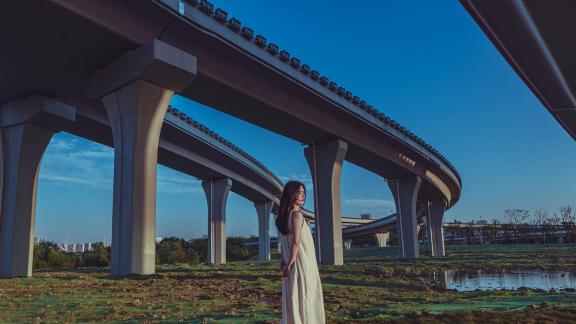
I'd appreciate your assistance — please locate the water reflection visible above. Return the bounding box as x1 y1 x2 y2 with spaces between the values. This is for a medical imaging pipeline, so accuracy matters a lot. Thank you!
431 270 576 292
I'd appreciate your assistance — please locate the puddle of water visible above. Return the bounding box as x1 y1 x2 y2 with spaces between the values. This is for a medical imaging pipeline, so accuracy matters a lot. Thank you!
431 270 576 292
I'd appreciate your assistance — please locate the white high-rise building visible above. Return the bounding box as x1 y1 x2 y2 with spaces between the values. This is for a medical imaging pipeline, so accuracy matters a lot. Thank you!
65 244 75 253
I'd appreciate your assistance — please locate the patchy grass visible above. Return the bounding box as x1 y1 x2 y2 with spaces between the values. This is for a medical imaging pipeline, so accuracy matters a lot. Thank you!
0 244 574 323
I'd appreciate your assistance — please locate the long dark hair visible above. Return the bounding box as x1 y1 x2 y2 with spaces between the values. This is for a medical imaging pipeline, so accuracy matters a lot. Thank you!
276 181 306 235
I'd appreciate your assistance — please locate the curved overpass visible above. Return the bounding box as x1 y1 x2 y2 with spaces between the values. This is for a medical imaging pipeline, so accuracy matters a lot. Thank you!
0 0 461 272
0 99 282 277
64 101 283 204
301 207 438 252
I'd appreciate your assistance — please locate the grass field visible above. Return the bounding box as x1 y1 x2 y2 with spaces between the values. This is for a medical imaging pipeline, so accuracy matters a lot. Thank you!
0 244 575 323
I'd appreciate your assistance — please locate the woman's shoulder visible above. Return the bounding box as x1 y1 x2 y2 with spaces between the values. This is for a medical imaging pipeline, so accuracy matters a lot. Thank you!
290 209 305 222
290 209 304 217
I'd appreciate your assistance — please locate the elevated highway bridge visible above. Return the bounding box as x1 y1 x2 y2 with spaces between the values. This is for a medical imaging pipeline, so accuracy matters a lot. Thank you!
0 0 461 277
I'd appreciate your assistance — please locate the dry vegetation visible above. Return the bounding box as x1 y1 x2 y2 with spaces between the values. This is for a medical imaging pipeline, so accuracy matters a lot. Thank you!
0 244 575 323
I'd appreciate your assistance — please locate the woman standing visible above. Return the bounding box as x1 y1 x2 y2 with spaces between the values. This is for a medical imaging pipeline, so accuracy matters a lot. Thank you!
276 181 326 324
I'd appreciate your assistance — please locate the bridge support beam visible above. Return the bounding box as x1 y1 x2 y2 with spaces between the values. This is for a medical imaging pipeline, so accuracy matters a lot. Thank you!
254 201 273 261
375 232 389 247
425 200 447 257
203 178 232 264
87 40 197 276
388 176 422 259
304 139 347 265
0 96 75 278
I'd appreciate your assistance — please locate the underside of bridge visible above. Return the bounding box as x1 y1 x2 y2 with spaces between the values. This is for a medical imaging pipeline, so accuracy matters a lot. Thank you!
0 0 461 278
460 0 576 139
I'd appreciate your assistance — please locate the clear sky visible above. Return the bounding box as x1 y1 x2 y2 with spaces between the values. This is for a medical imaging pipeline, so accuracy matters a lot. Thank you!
35 0 576 244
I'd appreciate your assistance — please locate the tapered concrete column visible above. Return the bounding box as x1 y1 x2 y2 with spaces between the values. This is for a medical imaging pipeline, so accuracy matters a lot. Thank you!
388 176 422 259
304 139 347 265
87 40 197 276
0 125 51 278
0 96 75 278
254 201 273 261
202 178 232 264
344 239 352 250
426 200 447 257
375 232 389 247
104 80 173 275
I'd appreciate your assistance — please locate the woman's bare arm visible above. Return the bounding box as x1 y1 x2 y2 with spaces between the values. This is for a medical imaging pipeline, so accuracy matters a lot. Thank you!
287 211 304 268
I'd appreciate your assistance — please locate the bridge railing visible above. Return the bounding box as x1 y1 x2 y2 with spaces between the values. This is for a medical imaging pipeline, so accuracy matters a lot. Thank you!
156 0 461 185
166 106 283 187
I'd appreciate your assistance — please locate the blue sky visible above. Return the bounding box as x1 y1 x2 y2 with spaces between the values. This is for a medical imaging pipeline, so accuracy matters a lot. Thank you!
35 1 576 244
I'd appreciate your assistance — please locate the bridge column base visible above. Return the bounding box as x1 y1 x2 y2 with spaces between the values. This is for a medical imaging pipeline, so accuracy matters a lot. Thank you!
0 96 75 278
203 178 232 264
388 176 422 259
254 201 273 261
426 200 447 257
304 139 348 265
375 232 389 247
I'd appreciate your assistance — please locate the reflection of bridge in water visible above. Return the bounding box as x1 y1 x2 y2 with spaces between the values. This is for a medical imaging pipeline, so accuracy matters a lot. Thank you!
0 0 461 278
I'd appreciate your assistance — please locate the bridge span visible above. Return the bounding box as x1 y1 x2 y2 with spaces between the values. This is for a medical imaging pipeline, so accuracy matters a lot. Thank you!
460 0 576 140
0 0 461 277
0 98 282 277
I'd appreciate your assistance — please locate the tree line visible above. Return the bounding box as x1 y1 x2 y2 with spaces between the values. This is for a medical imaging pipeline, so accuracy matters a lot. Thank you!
445 206 576 244
33 236 258 271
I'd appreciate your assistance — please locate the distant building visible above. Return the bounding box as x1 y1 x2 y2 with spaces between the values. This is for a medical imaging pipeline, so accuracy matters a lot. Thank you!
83 243 92 252
477 220 488 225
33 236 42 245
361 213 373 220
65 244 75 253
75 243 85 253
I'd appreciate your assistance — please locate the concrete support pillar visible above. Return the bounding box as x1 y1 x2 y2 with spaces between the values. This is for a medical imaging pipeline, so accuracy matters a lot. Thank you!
388 176 422 259
0 125 51 278
103 80 173 275
0 96 75 278
202 178 232 264
375 232 389 247
254 201 273 261
304 139 347 265
86 40 197 276
426 200 447 257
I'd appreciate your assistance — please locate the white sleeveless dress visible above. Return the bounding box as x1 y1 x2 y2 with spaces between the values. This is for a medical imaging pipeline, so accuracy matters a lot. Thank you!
280 210 326 324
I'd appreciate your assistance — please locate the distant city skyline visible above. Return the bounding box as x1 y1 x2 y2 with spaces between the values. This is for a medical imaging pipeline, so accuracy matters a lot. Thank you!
34 0 576 243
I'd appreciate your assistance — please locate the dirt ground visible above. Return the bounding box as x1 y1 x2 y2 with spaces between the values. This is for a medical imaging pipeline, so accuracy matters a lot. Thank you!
0 244 574 323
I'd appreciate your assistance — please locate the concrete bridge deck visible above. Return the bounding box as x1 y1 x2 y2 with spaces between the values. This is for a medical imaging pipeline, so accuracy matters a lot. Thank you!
0 0 461 276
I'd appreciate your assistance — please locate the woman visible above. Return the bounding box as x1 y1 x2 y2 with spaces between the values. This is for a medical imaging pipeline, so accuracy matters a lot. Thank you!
276 180 326 324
